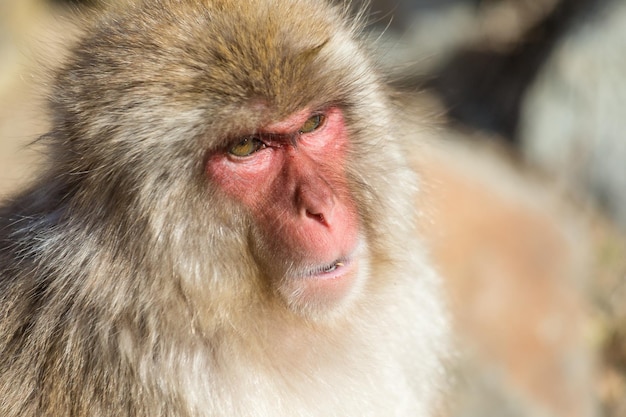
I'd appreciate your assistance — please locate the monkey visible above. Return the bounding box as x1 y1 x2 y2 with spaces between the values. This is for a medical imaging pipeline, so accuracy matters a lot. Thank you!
0 0 448 416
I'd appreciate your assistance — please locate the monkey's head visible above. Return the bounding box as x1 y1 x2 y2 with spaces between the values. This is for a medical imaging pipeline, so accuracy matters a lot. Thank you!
48 0 418 321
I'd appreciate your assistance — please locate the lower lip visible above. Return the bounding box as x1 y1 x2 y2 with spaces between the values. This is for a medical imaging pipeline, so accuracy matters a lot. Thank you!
307 259 352 281
279 258 360 310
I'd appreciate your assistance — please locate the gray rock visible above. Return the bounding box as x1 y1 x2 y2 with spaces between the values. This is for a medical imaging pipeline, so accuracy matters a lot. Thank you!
521 0 626 231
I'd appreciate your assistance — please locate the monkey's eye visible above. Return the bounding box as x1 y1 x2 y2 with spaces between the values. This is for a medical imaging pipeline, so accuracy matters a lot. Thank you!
299 114 325 134
229 137 266 157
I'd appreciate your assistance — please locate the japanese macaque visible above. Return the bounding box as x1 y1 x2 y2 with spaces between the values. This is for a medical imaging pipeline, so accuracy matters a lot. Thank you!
0 0 448 416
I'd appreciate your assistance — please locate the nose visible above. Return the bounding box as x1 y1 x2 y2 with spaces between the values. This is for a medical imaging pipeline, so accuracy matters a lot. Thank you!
285 149 336 226
295 173 336 226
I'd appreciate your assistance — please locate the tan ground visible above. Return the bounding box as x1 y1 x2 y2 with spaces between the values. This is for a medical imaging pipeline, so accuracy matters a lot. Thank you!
0 0 53 197
415 136 596 416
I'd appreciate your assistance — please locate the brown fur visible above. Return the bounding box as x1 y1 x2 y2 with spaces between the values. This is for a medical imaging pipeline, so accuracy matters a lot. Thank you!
0 1 448 416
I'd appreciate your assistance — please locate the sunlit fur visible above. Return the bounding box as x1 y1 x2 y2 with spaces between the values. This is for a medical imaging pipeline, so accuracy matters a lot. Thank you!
0 0 448 416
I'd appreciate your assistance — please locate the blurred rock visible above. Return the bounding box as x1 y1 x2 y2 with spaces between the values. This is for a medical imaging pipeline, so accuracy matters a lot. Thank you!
521 0 626 232
590 215 626 417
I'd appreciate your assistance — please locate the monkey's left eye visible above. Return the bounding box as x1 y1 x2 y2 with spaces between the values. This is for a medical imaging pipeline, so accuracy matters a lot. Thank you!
229 137 266 157
299 114 325 134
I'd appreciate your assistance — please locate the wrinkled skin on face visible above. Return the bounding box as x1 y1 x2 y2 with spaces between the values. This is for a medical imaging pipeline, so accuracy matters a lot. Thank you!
207 107 361 309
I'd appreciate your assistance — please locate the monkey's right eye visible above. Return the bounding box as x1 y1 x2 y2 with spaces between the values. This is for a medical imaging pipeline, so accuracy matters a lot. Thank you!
229 137 266 157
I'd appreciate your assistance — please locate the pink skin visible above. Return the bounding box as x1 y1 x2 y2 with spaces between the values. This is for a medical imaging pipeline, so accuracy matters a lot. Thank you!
206 107 360 300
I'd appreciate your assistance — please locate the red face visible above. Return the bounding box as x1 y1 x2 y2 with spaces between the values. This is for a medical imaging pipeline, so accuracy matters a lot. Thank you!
206 107 361 311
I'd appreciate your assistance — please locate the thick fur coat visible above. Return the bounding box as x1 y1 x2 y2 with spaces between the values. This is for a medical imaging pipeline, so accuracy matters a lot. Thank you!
0 1 448 416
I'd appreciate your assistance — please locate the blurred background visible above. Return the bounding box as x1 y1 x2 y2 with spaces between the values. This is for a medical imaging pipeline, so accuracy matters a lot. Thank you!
0 0 625 416
360 0 626 233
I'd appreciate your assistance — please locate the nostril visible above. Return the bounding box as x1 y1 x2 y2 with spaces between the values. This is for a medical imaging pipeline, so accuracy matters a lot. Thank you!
306 210 326 225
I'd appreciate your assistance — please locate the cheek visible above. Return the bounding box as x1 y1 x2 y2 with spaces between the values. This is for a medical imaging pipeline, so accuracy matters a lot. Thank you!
205 151 276 207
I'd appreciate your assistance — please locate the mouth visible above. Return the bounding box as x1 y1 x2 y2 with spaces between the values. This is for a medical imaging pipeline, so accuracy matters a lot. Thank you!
276 240 367 315
303 258 352 280
276 246 366 315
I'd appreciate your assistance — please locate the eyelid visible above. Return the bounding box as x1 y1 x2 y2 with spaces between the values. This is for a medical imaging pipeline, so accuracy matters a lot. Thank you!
299 113 326 134
224 109 329 156
228 136 266 157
